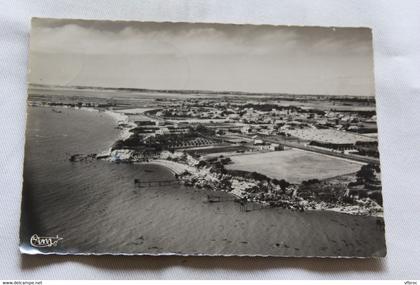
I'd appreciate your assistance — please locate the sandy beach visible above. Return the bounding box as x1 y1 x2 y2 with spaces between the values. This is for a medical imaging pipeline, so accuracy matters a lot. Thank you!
139 159 192 175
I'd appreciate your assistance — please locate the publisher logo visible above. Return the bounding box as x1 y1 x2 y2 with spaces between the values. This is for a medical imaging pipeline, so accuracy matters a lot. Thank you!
30 234 63 248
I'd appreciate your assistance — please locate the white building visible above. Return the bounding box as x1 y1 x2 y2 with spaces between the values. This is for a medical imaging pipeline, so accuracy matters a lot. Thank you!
269 143 283 151
156 127 171 135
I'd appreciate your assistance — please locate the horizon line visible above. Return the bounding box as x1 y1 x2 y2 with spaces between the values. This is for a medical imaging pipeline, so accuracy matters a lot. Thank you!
28 83 376 100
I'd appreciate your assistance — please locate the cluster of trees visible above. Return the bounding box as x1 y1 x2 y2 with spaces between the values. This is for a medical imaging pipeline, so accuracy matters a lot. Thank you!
113 124 219 153
355 163 380 185
192 124 216 136
111 132 153 150
113 132 196 151
355 146 380 158
164 152 188 163
241 103 304 113
346 163 383 205
196 155 232 174
298 179 348 203
146 133 197 146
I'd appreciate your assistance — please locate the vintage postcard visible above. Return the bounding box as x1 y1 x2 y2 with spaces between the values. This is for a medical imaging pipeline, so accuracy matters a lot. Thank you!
20 18 386 257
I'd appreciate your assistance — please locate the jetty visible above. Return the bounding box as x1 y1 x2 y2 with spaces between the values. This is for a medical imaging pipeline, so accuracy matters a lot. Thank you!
69 153 97 162
134 179 180 188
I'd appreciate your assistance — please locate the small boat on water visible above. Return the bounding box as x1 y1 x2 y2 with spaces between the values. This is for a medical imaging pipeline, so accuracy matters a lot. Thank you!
52 109 62 113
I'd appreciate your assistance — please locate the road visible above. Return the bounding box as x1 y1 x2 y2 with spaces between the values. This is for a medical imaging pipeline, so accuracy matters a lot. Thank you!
223 134 380 165
264 136 380 165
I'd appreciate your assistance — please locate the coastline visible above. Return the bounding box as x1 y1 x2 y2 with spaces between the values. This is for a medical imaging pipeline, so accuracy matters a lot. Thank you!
35 104 383 218
136 159 192 175
101 110 384 218
35 105 136 155
23 103 386 257
103 109 136 141
135 158 384 218
31 104 135 141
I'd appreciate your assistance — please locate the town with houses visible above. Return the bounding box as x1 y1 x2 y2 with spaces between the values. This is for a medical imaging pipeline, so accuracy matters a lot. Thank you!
29 85 384 217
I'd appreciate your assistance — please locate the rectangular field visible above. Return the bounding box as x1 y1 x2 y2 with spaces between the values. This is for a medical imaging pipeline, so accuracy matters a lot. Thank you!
225 149 364 183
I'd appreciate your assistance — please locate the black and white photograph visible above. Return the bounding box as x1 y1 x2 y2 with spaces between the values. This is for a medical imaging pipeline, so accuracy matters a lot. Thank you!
20 18 386 257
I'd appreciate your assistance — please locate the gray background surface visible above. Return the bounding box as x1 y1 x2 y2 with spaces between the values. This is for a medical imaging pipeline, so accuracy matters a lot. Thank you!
0 0 419 279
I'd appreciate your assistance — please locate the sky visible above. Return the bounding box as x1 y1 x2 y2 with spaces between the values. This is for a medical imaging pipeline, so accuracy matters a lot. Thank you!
29 18 375 96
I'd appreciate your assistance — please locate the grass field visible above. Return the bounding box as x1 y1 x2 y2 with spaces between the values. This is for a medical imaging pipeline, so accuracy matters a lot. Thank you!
225 149 363 183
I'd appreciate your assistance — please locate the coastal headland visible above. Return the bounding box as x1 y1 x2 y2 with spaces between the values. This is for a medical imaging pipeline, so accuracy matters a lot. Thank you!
29 86 384 218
